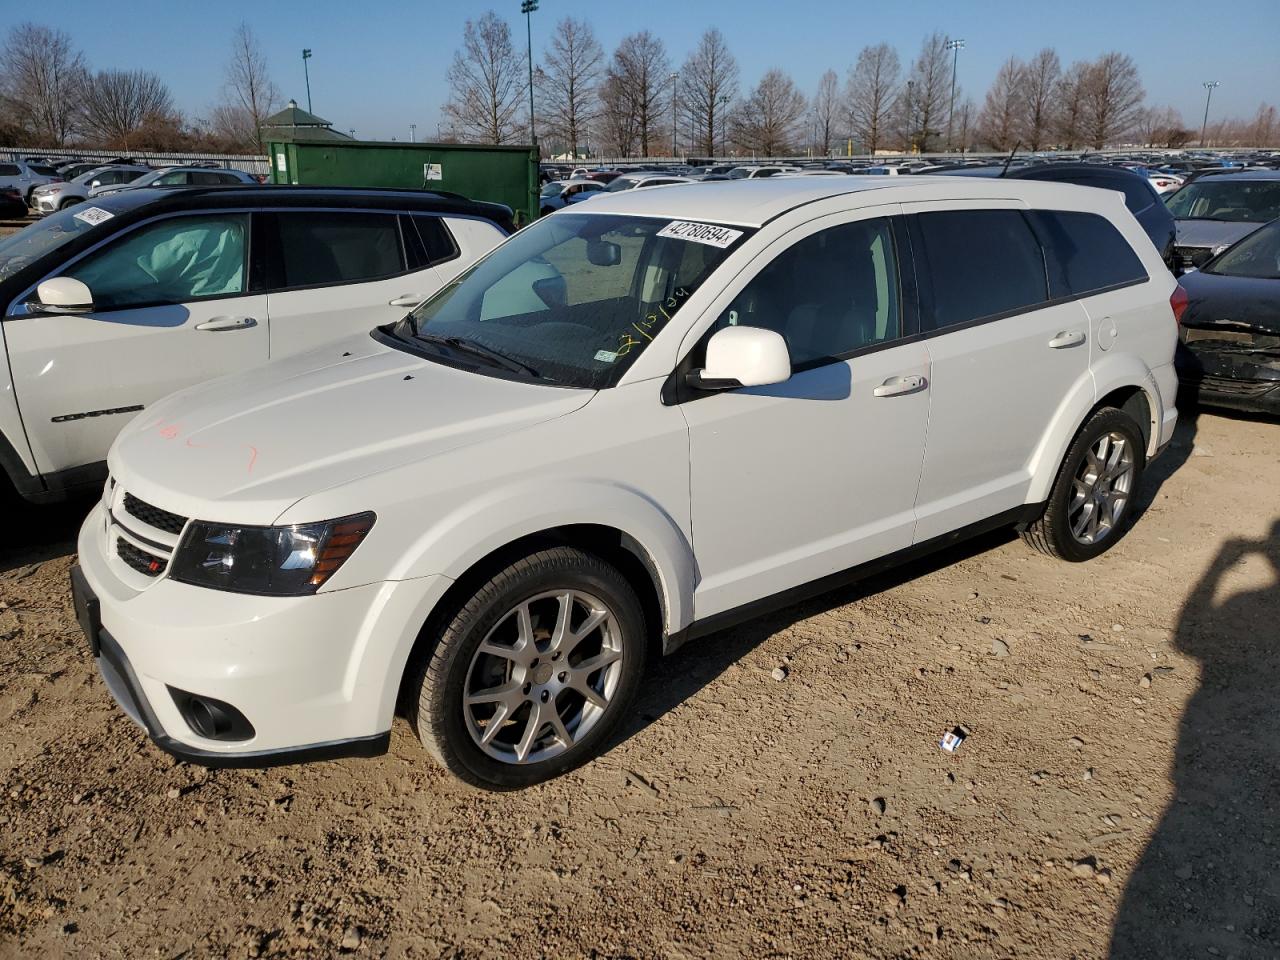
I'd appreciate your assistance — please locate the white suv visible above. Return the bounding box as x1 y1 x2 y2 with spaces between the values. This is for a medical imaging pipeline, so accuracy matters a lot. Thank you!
73 177 1180 788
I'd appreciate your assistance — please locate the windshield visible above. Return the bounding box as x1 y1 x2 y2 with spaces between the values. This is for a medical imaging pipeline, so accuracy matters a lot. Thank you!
393 212 751 389
1166 180 1280 223
0 205 106 281
1205 219 1280 279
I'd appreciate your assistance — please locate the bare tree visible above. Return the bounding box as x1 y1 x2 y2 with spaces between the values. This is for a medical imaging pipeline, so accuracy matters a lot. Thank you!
1017 48 1060 150
1247 103 1279 147
901 32 950 151
1081 52 1144 149
537 17 602 158
809 69 839 157
79 69 175 150
679 28 738 157
0 22 86 145
845 43 900 154
1054 60 1091 150
953 96 977 152
977 57 1024 151
217 22 280 153
732 68 806 156
603 32 670 157
443 11 527 145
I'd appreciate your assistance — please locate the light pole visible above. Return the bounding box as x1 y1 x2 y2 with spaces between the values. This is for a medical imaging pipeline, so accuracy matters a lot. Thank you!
670 72 679 158
410 123 417 143
1199 80 1220 148
301 49 313 113
945 38 964 153
521 0 538 148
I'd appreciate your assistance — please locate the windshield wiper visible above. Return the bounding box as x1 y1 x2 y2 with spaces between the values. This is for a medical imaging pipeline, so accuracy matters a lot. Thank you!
417 334 542 378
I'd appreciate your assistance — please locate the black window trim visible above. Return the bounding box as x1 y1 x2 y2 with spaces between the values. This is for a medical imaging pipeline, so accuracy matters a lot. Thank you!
663 214 918 405
23 208 259 315
907 208 1151 340
406 213 461 270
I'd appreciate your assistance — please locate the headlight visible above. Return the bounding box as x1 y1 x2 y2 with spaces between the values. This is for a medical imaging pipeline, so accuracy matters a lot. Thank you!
170 513 375 596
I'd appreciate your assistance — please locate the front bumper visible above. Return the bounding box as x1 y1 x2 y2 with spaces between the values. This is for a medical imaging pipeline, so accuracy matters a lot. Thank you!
1177 342 1280 416
75 502 450 766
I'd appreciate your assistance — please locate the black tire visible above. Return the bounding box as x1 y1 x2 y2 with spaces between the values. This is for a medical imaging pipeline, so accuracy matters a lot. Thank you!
1021 407 1147 562
59 198 79 210
409 546 646 789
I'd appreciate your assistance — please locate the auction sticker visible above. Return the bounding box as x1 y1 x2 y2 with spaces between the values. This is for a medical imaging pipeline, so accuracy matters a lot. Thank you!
656 220 743 248
73 207 114 227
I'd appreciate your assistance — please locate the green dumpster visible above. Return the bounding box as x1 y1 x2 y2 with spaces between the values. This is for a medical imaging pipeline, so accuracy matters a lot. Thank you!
268 140 540 225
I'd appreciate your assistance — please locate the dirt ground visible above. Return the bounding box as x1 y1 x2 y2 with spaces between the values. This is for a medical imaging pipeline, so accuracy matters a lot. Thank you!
2 407 1278 960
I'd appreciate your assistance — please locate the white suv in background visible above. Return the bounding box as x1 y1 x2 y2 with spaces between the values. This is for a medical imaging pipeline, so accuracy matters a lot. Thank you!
73 176 1180 789
0 186 510 504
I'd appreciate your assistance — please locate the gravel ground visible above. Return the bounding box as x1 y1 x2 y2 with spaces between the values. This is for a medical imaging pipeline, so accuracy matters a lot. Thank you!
1 408 1278 959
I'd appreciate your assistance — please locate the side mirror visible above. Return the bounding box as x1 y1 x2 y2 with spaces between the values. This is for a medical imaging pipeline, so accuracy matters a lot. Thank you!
33 276 94 314
586 239 621 266
88 179 100 189
687 326 791 391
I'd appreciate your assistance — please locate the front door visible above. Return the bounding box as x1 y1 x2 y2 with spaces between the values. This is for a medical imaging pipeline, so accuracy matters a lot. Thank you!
5 211 268 474
683 213 932 619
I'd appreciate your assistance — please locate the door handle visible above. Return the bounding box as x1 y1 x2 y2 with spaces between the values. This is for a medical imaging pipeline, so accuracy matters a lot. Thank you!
195 316 258 332
388 294 426 307
873 374 928 398
1048 330 1086 349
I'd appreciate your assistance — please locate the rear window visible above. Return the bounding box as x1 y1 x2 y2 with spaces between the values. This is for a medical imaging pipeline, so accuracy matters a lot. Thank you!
1028 210 1148 297
913 210 1049 329
275 211 405 288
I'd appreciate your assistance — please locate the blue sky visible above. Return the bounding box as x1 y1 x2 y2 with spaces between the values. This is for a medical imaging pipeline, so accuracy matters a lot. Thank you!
28 0 1280 141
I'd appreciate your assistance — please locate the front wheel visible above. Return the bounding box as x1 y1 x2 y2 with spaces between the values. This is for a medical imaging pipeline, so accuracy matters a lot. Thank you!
1022 407 1146 562
409 546 647 789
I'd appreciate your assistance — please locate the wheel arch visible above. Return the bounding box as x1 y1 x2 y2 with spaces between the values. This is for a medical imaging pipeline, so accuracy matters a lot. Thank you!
1026 361 1161 504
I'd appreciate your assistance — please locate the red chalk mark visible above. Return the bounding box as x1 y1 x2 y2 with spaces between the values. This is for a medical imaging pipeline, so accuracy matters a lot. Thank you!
158 423 180 440
184 438 206 449
245 445 259 474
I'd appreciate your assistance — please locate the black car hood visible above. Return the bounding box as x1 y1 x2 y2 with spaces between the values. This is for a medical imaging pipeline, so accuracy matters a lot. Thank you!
1179 270 1280 334
1174 219 1262 250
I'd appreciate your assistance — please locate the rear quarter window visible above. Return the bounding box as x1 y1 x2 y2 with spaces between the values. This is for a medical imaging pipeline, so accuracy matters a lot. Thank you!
1027 210 1148 298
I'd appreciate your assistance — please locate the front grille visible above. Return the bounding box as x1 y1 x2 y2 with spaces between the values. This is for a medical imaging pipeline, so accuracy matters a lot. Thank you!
117 537 167 577
123 493 187 535
1175 245 1214 271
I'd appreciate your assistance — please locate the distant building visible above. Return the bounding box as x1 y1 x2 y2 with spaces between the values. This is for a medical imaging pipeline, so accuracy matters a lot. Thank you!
260 100 353 143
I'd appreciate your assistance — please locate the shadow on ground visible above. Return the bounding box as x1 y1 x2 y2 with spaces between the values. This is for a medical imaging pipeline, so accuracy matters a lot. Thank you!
1109 516 1280 958
0 491 92 575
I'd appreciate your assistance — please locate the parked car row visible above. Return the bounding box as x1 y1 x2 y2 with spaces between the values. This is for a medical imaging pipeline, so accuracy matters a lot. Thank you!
0 155 1271 790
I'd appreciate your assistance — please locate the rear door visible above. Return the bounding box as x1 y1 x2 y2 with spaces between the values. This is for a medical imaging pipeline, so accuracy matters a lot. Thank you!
261 209 450 356
904 202 1093 541
4 211 268 474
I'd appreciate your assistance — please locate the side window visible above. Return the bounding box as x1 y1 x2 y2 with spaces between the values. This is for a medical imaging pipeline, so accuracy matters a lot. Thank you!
217 173 243 184
713 217 901 369
1028 210 1148 298
0 164 20 176
274 211 405 288
190 171 226 185
63 214 249 310
154 171 190 185
914 210 1048 329
411 215 459 266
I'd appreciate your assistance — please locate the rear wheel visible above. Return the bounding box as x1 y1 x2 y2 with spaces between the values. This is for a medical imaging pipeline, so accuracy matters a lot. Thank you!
409 546 646 789
1022 407 1146 562
59 198 79 210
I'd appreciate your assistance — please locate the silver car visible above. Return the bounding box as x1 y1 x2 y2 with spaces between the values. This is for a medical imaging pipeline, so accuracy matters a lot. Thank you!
89 166 259 198
0 159 60 204
30 165 151 215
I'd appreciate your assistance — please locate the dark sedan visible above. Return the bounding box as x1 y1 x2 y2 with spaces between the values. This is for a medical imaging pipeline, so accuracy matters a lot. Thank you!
1176 217 1280 415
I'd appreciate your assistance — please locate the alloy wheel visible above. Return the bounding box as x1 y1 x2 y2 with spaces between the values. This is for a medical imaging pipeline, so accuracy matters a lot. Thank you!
462 589 623 765
1067 431 1135 545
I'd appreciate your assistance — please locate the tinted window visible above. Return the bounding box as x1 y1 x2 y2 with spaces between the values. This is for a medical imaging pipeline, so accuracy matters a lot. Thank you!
64 214 248 310
712 218 900 368
1206 218 1280 279
1165 180 1280 223
154 171 190 185
0 164 20 176
29 165 56 176
411 215 458 265
276 211 404 288
1028 210 1147 297
914 210 1047 329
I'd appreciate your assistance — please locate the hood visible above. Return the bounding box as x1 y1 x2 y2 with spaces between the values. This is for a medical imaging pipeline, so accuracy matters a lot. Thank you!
109 333 593 524
1174 219 1261 250
1179 270 1280 334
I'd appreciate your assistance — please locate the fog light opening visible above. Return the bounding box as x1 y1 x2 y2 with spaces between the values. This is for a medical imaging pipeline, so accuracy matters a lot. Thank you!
168 687 255 742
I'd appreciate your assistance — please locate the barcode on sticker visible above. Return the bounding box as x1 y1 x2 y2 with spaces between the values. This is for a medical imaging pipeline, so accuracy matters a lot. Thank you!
594 349 618 363
73 207 114 226
656 221 744 248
